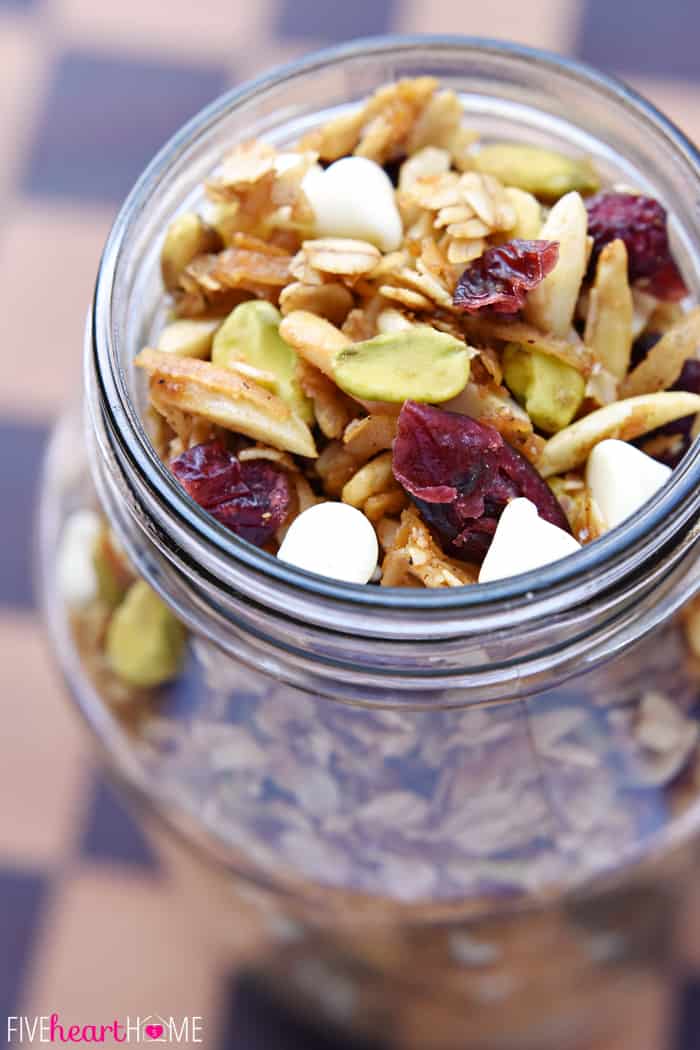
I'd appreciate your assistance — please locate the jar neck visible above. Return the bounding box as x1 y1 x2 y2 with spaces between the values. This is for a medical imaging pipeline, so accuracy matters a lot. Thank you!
85 37 700 706
87 347 700 707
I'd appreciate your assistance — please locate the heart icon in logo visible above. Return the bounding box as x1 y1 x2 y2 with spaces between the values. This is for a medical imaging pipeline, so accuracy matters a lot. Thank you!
144 1025 164 1040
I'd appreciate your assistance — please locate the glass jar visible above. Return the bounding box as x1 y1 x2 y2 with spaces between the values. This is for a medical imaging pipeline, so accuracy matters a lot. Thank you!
39 36 700 1050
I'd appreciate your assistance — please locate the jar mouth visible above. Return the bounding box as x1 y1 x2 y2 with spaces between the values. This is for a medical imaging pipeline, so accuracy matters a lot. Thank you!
93 34 700 614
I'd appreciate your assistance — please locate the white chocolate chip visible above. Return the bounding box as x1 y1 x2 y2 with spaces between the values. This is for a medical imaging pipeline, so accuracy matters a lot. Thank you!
302 157 403 253
478 498 581 584
57 509 102 608
277 502 378 584
585 438 671 531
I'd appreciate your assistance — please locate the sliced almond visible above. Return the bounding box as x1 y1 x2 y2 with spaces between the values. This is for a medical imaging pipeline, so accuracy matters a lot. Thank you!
135 348 317 458
537 391 700 477
342 451 394 508
342 413 398 461
621 307 700 398
584 239 634 380
524 191 589 338
279 310 351 378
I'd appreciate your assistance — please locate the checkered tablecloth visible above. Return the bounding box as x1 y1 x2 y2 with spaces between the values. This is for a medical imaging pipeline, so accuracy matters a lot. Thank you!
2 0 700 1046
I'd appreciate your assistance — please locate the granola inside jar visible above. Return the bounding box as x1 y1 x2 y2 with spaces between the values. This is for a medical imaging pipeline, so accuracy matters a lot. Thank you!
40 38 700 1050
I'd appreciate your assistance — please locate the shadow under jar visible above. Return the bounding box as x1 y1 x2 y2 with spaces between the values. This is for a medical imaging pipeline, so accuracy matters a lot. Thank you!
39 36 700 1050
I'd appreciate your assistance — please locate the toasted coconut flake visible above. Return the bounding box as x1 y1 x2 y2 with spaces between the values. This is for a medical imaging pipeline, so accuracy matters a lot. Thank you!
631 691 699 786
621 307 700 398
152 401 220 458
342 451 394 508
355 77 438 164
300 110 367 161
381 508 478 588
343 413 398 461
135 348 317 458
315 440 361 496
238 446 297 471
364 488 408 522
464 317 594 376
376 516 401 552
443 382 544 463
380 548 413 587
538 391 700 476
299 361 357 439
341 306 381 342
405 90 476 164
279 281 354 326
206 140 278 199
179 238 292 313
585 365 620 407
548 474 606 544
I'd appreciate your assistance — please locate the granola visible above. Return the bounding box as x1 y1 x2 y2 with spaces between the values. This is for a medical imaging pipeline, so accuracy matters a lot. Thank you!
130 76 698 589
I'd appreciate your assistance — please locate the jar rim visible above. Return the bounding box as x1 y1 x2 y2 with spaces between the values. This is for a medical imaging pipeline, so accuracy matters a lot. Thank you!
92 34 700 615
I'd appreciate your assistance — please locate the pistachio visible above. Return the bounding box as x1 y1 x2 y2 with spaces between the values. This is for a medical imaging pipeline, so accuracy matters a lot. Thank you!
160 213 222 292
212 300 313 422
93 527 133 608
106 580 186 688
157 319 220 358
333 327 474 404
537 391 700 477
524 191 589 337
503 344 585 434
473 144 600 201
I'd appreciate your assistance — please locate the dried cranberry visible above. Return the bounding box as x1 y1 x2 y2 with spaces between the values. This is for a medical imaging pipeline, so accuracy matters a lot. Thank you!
393 401 570 562
382 154 406 187
171 441 291 547
585 192 687 302
170 440 246 507
630 330 662 370
453 239 559 315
